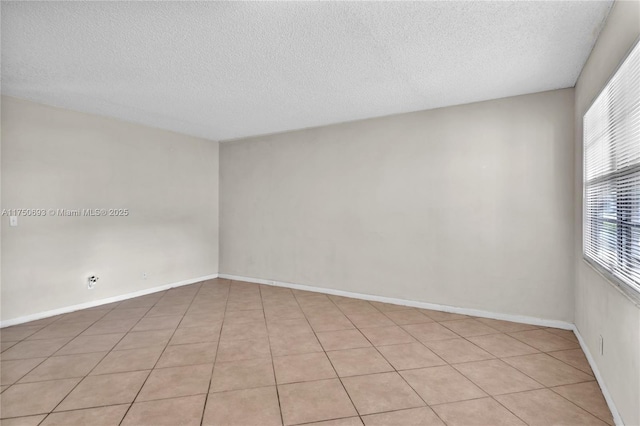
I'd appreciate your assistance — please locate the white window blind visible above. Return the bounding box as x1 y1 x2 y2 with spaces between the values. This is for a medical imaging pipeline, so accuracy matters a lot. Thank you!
584 39 640 295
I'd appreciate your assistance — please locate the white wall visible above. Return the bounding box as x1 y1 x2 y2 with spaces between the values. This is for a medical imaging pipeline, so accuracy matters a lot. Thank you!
573 1 640 424
220 89 575 321
1 96 219 322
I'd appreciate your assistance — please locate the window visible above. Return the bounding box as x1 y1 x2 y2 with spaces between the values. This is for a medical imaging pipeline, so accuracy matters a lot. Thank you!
584 39 640 296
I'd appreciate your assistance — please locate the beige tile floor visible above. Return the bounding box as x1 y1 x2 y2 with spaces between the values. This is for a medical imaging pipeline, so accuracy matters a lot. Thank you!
0 279 614 425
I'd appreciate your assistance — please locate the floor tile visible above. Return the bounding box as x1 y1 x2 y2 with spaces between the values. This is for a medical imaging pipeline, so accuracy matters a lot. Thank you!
1 338 72 360
420 310 468 322
264 307 306 322
502 353 594 387
439 319 501 337
131 315 182 332
91 347 163 375
1 358 46 385
362 407 444 426
1 341 19 353
453 359 544 395
400 366 486 405
307 315 355 332
220 320 268 341
224 309 265 325
137 364 212 401
279 378 357 425
496 388 608 425
203 386 281 426
432 397 526 426
342 372 424 415
552 381 614 425
216 337 271 362
338 301 378 315
546 328 579 343
376 342 446 370
187 303 225 316
267 318 314 337
475 318 539 332
316 329 371 351
346 312 395 328
225 300 263 312
169 325 220 345
40 405 129 426
118 297 158 309
26 321 94 340
402 323 459 342
81 318 138 336
327 347 393 377
57 310 108 324
20 352 105 382
0 378 79 418
145 304 190 317
359 326 416 346
101 307 150 321
305 417 363 426
179 314 224 328
548 348 594 375
298 294 334 305
0 326 42 342
156 342 216 368
55 333 125 355
114 329 173 351
1 415 48 426
273 352 336 383
383 309 434 325
369 301 412 312
508 329 580 352
269 332 323 356
210 358 275 392
423 338 494 364
55 371 148 411
468 333 539 358
121 394 205 426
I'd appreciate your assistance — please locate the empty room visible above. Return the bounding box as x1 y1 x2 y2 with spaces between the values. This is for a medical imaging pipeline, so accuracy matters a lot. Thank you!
1 1 639 425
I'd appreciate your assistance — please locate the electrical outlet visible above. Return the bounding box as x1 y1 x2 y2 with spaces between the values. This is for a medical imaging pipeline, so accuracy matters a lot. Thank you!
142 272 148 280
598 335 604 355
87 275 99 290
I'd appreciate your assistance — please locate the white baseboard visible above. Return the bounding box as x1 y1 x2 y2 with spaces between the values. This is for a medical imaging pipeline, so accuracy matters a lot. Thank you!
572 326 623 426
0 273 219 328
218 273 574 330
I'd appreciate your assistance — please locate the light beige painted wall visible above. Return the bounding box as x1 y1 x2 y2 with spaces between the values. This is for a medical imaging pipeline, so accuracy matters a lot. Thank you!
1 96 219 322
220 88 575 321
573 1 640 424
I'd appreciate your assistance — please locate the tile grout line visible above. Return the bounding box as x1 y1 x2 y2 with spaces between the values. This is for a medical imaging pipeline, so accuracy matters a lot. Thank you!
291 290 365 424
334 300 596 426
379 305 606 425
355 300 450 425
200 278 231 426
409 311 600 421
34 294 166 425
1 302 148 394
388 308 600 425
259 284 286 426
115 283 203 426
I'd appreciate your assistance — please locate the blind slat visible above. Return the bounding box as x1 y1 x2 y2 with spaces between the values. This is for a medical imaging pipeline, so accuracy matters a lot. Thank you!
584 40 640 295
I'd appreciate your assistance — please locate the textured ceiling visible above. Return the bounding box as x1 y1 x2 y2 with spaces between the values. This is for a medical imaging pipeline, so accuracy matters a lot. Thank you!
1 1 612 141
